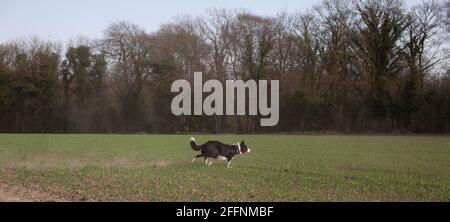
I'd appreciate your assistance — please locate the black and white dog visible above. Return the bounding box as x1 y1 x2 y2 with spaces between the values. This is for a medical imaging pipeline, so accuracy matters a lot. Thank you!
190 137 251 168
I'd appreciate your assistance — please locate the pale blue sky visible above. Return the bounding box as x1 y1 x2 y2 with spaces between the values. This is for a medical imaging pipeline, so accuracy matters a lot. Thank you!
0 0 426 43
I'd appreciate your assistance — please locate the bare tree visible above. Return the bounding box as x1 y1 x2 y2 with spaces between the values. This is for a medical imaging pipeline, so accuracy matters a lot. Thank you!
196 9 237 133
351 0 409 131
403 1 442 101
100 21 152 132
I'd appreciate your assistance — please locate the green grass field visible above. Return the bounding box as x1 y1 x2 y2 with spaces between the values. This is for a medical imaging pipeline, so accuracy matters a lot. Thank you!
0 134 449 201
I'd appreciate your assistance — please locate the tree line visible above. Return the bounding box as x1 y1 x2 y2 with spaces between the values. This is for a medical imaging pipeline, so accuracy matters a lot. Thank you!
0 0 449 134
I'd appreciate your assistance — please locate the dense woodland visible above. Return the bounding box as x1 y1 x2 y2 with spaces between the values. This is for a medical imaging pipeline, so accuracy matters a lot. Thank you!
0 0 449 133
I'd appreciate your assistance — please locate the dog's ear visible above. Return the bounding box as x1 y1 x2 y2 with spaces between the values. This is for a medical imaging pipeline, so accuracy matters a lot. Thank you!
241 140 245 145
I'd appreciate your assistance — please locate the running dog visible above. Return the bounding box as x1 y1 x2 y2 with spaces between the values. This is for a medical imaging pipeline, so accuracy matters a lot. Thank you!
190 137 251 168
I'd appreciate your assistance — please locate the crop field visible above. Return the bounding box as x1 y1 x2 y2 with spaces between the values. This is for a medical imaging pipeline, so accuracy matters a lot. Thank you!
0 134 449 202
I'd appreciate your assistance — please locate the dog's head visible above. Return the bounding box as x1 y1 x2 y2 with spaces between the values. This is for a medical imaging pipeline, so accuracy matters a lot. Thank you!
239 140 251 154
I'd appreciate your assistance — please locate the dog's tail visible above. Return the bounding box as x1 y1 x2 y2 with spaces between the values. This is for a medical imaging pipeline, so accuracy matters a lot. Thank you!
190 137 201 151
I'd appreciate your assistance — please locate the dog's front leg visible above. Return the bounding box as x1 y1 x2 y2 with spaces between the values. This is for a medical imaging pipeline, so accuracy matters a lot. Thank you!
226 156 235 168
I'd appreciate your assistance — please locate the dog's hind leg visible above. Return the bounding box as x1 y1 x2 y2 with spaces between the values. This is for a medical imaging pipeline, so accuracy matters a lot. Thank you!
192 154 203 162
204 158 214 167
